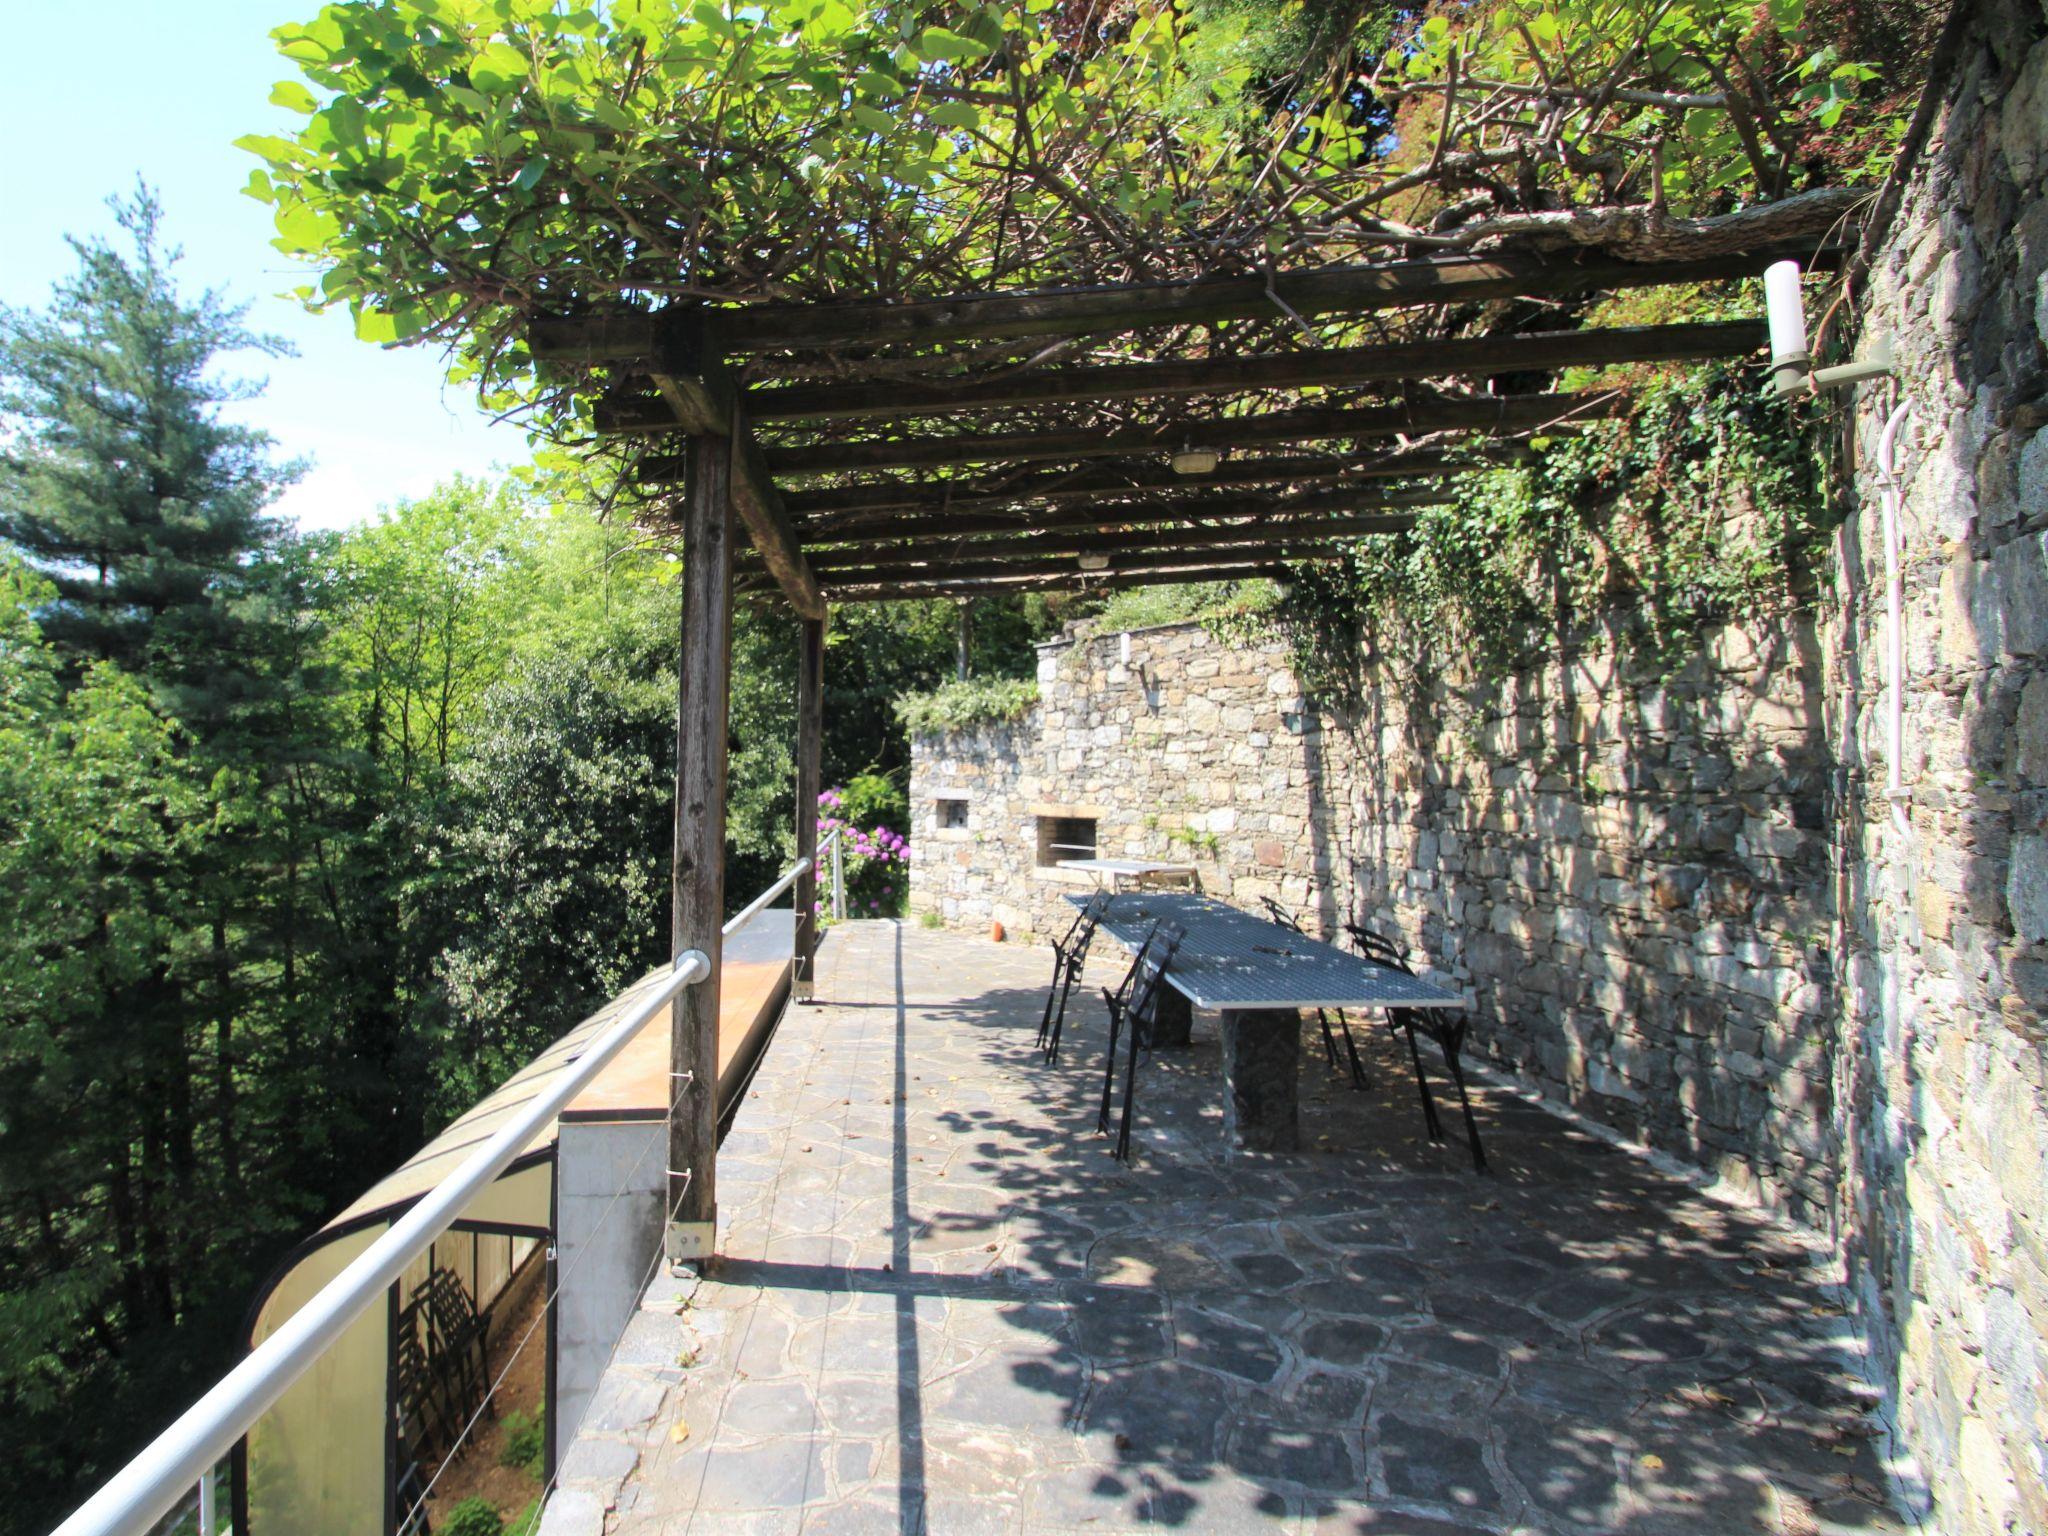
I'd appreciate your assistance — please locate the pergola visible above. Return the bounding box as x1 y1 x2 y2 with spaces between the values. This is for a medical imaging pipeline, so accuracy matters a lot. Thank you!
523 234 1841 1263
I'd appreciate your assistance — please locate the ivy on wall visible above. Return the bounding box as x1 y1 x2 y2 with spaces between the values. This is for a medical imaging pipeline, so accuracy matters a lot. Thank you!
1225 361 1828 706
894 675 1039 735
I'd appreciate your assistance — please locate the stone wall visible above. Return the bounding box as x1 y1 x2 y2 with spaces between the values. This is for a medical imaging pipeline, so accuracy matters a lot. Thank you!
1821 1 2048 1527
910 616 1840 1227
910 5 2048 1525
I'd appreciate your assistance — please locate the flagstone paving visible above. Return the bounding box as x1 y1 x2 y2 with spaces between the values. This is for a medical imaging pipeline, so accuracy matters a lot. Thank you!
545 921 1910 1536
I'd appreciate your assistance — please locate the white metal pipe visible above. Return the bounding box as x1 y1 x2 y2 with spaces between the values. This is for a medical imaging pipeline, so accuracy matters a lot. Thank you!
831 832 846 920
722 828 840 941
51 948 712 1536
195 1473 215 1536
1877 402 1915 835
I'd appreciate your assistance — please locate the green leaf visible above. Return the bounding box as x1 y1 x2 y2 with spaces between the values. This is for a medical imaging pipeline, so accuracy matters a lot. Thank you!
924 100 980 130
274 199 341 251
354 306 401 343
269 80 319 114
469 41 532 96
233 133 301 168
915 26 991 62
512 155 548 192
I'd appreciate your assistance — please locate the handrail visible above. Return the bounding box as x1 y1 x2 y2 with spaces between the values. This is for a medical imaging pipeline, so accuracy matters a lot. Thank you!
724 824 840 940
54 842 833 1536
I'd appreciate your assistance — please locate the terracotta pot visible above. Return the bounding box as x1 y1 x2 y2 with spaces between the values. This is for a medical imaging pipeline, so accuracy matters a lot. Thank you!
990 920 1006 943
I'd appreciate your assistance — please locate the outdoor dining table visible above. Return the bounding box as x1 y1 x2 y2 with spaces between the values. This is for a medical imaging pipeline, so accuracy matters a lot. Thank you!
1070 891 1464 1153
1056 856 1199 891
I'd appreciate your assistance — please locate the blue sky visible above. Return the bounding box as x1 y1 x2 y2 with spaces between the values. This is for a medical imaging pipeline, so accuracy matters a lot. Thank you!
0 0 526 531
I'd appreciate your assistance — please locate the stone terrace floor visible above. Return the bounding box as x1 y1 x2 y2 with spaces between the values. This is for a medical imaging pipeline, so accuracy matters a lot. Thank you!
547 921 1910 1536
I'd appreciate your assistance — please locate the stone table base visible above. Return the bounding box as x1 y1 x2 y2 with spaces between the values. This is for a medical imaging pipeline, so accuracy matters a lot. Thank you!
1149 986 1193 1047
1219 1007 1301 1152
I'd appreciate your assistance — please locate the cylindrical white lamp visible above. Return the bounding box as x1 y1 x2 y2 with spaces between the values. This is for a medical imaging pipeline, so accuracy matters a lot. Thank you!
1763 260 1810 398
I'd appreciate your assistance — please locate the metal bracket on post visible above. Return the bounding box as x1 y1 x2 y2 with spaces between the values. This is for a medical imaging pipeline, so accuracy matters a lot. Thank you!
667 1217 715 1268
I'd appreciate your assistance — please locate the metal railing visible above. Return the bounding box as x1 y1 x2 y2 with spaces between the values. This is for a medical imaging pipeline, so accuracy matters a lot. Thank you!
56 838 838 1536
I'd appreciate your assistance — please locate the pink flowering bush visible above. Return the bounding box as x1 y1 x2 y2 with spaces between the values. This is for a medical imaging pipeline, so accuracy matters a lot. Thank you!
816 777 909 919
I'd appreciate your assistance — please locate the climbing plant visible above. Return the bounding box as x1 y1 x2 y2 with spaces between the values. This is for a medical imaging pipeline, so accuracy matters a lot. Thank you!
240 0 1924 444
1225 358 1827 705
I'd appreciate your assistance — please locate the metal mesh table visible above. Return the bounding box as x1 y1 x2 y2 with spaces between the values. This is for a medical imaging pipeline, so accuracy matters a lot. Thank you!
1073 892 1462 1012
1069 893 1464 1154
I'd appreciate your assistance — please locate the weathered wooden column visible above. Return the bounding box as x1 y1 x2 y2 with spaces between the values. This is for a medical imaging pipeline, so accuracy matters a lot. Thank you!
669 431 734 1266
792 614 825 1001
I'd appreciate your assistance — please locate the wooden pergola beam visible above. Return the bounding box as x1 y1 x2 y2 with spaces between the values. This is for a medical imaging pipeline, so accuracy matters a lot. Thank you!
553 315 827 621
779 542 1365 591
780 514 1420 575
816 561 1316 602
535 245 1832 361
736 321 1762 424
760 391 1622 476
739 485 1451 549
771 448 1512 522
725 425 827 621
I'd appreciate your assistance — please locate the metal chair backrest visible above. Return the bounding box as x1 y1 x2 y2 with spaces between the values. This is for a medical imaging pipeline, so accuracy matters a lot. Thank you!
1074 889 1112 948
1059 888 1112 951
1105 919 1161 1013
1345 920 1414 975
1128 921 1186 1037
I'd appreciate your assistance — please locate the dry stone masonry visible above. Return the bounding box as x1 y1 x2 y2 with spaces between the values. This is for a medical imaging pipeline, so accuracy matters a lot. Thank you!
910 3 2048 1527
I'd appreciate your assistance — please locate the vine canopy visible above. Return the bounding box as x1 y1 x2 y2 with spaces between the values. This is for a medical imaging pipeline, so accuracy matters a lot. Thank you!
244 0 1911 424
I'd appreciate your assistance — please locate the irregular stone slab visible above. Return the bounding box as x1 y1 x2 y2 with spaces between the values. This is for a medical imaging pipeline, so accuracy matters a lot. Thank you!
1080 1360 1239 1462
1300 1317 1388 1367
1175 1302 1288 1384
690 1438 833 1511
1228 1419 1362 1492
1373 1413 1502 1514
1497 1409 1625 1527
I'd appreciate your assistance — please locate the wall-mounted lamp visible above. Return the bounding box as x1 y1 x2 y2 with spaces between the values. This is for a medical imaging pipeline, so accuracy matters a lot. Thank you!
1764 259 1894 398
1170 445 1221 476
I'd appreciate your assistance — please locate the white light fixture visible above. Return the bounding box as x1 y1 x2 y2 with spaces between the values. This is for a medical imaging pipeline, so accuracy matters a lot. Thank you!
1077 552 1110 571
1764 259 1894 398
1170 445 1221 476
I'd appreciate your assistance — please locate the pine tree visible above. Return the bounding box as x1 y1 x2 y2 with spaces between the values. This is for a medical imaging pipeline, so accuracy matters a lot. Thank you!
0 182 298 711
0 189 307 1527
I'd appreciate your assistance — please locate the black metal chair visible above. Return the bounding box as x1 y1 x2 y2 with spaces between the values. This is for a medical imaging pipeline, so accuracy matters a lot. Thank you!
1259 897 1371 1090
1097 920 1186 1162
1345 921 1487 1172
1041 889 1111 1063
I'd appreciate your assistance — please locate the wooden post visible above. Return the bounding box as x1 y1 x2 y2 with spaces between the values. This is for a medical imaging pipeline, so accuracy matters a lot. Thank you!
793 614 825 1002
669 432 734 1266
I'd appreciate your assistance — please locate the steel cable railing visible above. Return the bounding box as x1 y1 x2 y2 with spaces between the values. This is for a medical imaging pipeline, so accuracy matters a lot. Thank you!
55 835 838 1536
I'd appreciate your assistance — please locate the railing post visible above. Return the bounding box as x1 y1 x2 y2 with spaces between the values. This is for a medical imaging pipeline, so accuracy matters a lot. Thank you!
832 831 845 920
793 613 824 1001
197 1469 216 1536
669 426 733 1268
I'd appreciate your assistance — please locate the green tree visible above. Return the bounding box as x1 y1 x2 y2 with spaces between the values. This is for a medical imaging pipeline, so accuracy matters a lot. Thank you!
0 561 204 1512
0 189 306 1532
426 644 676 1117
0 183 298 698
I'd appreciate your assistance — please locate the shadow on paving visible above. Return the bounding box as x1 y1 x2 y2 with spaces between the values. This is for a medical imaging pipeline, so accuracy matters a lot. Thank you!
575 921 1908 1536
